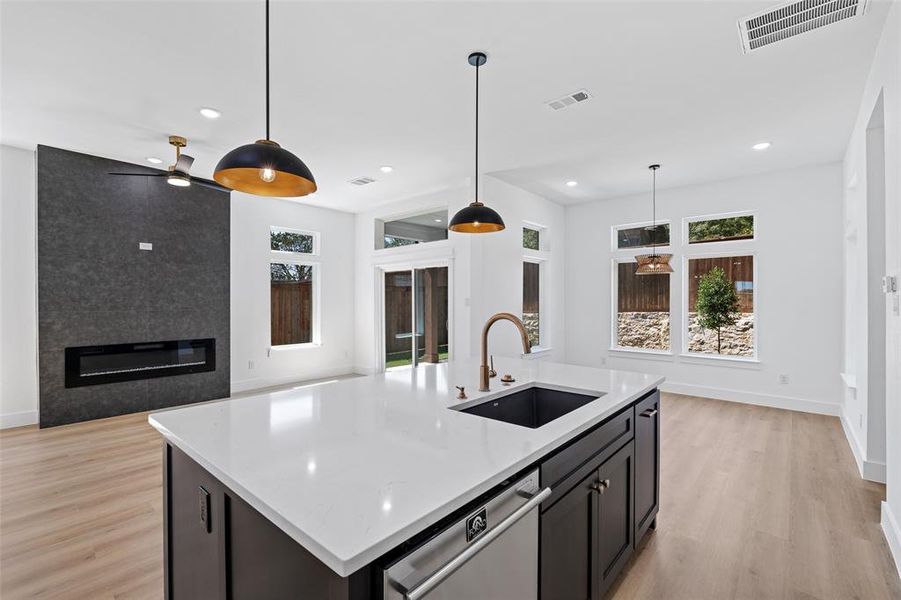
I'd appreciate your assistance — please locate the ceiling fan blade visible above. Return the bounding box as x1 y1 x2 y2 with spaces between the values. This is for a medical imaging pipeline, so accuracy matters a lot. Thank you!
175 154 194 173
190 176 231 193
108 172 166 177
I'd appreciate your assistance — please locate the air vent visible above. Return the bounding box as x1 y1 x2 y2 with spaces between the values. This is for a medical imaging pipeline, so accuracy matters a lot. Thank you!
738 0 868 52
349 176 376 186
545 89 592 111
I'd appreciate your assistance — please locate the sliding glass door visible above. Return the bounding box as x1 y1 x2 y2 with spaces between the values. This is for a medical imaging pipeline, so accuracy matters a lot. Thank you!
384 266 448 369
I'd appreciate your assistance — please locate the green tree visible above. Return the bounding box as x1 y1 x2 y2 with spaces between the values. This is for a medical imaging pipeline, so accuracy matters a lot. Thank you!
688 216 753 243
695 266 739 353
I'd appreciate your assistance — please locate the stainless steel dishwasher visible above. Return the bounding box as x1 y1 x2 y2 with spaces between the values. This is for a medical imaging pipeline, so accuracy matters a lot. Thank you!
382 469 550 600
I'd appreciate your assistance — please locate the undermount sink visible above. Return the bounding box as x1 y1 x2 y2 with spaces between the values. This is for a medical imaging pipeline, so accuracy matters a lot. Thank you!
453 385 604 429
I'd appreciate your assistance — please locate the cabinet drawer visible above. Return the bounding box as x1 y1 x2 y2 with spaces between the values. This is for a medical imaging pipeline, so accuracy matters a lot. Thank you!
541 406 633 508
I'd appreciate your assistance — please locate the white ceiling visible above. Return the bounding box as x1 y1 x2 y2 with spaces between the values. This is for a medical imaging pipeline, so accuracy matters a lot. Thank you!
1 1 890 212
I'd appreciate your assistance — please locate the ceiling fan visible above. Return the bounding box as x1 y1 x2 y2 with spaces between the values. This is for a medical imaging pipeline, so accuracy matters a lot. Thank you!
109 135 226 191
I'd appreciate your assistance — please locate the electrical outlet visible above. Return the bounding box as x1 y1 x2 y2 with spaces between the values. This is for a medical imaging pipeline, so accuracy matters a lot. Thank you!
248 360 255 370
138 242 153 251
778 374 789 384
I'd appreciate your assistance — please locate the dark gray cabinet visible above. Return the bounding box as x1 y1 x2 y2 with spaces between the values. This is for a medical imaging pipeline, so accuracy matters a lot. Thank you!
595 442 634 598
540 469 599 600
634 390 660 542
539 390 659 599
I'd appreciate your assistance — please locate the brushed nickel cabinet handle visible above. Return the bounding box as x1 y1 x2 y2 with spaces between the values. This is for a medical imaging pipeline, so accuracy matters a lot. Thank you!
640 408 658 418
591 479 610 494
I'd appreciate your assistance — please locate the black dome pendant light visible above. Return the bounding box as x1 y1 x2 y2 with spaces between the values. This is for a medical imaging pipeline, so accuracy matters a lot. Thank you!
214 0 316 197
449 52 505 233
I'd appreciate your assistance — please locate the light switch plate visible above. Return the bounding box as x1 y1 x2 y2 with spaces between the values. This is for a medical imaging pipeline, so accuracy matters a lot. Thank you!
139 242 153 251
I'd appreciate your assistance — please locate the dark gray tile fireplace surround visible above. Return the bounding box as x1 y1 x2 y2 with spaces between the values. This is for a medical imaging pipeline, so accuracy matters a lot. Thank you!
37 146 230 427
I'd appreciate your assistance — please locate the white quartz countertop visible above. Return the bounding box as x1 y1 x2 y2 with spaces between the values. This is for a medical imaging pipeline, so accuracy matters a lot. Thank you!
149 358 663 577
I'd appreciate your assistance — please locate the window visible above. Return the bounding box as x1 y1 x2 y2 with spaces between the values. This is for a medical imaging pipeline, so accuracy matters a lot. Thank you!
686 255 754 357
614 261 670 351
523 227 540 251
270 227 319 347
376 210 448 250
616 223 670 249
523 261 540 347
271 229 315 253
687 215 754 244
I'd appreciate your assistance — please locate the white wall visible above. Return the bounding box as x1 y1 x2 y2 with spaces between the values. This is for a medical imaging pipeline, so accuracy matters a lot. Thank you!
353 176 565 374
0 146 39 427
230 192 356 392
564 163 844 416
841 1 901 575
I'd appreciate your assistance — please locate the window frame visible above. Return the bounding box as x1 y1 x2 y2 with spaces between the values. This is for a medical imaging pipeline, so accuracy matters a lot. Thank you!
522 222 546 252
609 256 675 356
522 221 550 352
374 206 450 253
680 249 758 362
682 210 756 247
611 219 673 253
269 226 321 350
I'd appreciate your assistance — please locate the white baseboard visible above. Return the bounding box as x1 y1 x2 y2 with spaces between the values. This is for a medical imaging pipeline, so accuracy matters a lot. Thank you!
231 366 355 394
882 502 901 580
0 410 38 429
840 412 887 483
660 381 842 417
353 364 378 376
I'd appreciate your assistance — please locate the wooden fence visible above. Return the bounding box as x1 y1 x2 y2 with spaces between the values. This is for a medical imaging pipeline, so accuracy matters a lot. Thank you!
523 262 540 314
618 256 754 313
271 281 312 345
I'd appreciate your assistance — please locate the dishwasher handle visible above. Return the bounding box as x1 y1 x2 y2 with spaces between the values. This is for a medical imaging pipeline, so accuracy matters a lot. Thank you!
404 487 551 600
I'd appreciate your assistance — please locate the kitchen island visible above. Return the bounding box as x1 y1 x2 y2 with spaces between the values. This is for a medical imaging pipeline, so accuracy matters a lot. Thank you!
150 358 663 599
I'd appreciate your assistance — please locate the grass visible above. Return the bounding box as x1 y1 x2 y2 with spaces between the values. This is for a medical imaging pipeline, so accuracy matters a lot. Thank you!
386 348 449 369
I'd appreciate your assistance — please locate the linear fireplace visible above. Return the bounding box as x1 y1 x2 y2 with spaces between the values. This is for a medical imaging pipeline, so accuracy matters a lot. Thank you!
64 339 216 388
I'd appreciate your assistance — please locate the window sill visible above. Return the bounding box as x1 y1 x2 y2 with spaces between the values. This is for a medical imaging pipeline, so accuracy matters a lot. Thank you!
609 347 674 361
269 343 322 353
678 352 760 367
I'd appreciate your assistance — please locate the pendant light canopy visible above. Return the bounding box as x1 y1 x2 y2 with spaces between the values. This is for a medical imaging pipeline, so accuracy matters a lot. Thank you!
214 0 316 197
635 164 673 275
449 52 505 234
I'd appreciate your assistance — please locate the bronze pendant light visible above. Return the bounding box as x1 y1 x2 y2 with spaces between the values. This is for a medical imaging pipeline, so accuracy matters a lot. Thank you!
449 52 505 233
635 164 674 275
214 0 316 197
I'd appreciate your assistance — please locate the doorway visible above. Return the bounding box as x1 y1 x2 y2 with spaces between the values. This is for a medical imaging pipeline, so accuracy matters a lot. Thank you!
383 266 449 369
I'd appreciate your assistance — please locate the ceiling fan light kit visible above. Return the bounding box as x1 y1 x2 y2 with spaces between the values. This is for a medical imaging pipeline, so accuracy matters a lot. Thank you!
213 0 316 198
449 51 506 234
635 164 673 275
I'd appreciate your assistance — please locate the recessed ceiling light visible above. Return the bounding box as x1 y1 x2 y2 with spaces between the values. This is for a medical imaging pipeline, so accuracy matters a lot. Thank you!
434 218 442 223
566 180 578 187
752 141 771 151
380 165 394 173
199 107 221 120
146 157 163 164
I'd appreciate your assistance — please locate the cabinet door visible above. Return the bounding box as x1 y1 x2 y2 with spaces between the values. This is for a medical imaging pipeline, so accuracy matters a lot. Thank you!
595 442 634 599
634 391 660 543
166 445 223 600
541 470 599 600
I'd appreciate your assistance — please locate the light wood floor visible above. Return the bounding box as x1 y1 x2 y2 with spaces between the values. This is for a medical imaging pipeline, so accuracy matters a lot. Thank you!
1 394 899 599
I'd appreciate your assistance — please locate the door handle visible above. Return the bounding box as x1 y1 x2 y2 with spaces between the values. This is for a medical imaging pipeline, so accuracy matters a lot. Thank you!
591 479 610 494
403 487 551 600
640 408 658 418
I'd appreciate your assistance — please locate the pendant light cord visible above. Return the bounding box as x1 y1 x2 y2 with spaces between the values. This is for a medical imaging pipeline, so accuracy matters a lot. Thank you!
474 59 480 204
265 0 270 141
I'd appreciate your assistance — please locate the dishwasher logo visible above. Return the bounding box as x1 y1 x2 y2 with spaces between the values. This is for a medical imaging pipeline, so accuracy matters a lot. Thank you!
465 507 487 542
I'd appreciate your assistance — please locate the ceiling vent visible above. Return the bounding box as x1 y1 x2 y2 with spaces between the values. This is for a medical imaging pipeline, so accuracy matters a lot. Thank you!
545 89 592 111
738 0 868 53
349 176 376 186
